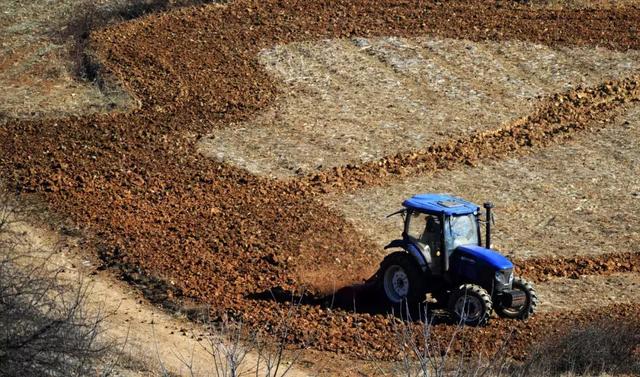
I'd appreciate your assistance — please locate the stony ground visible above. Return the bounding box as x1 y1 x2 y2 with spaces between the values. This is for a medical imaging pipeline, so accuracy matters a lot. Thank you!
1 0 639 373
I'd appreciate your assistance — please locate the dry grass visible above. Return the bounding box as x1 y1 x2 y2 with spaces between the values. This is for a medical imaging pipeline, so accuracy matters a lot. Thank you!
535 273 640 313
0 0 135 122
524 318 640 376
198 36 640 178
528 0 640 9
325 103 640 260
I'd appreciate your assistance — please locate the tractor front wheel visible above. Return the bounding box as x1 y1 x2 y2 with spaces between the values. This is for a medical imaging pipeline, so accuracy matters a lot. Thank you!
379 252 425 312
496 277 538 320
448 284 493 326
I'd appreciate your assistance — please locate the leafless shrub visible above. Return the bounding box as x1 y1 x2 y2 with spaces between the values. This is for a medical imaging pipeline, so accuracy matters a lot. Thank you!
168 296 305 377
192 313 301 377
0 189 111 376
522 319 640 376
386 304 516 377
387 301 640 377
0 190 22 234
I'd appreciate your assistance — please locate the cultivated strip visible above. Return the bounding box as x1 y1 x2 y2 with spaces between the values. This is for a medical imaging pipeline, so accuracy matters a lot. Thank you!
297 77 640 193
2 0 640 365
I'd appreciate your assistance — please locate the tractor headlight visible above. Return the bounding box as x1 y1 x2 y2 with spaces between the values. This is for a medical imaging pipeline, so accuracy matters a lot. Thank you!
495 269 513 285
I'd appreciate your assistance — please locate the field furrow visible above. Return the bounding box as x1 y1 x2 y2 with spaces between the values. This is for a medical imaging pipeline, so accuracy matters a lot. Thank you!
2 0 640 370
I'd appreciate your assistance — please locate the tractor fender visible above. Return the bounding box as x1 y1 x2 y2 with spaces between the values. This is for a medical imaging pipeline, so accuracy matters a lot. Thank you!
384 239 429 272
383 239 407 250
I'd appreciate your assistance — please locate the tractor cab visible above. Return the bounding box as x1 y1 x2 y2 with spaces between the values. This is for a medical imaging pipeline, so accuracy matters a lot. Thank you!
400 194 483 275
380 193 537 326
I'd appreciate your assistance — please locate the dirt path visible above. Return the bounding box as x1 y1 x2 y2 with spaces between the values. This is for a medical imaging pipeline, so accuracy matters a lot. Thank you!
9 219 311 377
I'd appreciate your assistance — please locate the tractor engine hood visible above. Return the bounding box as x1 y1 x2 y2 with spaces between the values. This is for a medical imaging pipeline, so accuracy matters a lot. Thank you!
454 245 513 270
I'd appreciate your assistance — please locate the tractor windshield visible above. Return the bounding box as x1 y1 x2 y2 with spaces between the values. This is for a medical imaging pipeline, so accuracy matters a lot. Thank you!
444 214 479 253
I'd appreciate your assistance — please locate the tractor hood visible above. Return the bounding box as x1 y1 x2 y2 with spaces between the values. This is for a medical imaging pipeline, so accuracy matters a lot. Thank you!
454 245 513 270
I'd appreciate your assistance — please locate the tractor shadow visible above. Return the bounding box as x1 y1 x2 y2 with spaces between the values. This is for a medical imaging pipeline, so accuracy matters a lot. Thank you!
247 275 455 325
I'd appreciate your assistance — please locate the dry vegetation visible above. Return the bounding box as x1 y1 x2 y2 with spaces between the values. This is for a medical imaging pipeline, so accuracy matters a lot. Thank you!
528 0 640 9
198 37 640 177
0 193 110 376
0 0 137 122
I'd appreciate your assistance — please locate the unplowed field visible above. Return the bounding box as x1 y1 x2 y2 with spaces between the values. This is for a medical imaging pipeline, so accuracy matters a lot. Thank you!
1 0 640 372
199 37 640 177
327 105 640 259
0 0 134 120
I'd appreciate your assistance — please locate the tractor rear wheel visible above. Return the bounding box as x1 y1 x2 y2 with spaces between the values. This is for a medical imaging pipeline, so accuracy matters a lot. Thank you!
495 277 538 320
448 284 493 326
379 252 426 313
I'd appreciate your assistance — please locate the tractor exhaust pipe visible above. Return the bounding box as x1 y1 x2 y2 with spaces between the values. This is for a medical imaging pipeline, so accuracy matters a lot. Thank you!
484 202 494 248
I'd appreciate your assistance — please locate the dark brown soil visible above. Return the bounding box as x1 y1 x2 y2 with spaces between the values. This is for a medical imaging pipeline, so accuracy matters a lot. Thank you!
516 252 640 282
1 0 639 364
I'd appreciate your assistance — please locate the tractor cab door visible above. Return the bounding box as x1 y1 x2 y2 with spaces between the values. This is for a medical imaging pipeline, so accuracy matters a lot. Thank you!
405 211 444 274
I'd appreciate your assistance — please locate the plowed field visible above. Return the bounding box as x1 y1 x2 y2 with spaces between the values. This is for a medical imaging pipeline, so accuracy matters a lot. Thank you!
1 0 639 373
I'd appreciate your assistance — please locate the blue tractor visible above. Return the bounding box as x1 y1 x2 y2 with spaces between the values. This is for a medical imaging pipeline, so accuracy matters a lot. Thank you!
379 193 537 326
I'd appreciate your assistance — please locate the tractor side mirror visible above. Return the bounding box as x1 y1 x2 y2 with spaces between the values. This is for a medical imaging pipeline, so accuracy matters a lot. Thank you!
386 208 406 219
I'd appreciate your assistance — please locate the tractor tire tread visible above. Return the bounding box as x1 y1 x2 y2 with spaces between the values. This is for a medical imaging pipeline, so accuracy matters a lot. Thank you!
448 284 493 326
496 277 538 320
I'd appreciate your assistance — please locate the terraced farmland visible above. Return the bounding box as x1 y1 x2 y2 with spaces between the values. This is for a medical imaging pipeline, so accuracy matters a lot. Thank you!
1 0 639 374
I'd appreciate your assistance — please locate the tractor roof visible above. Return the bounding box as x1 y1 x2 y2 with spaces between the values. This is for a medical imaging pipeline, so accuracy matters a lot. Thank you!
402 193 479 216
